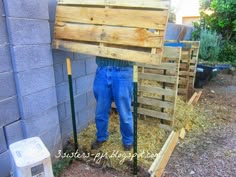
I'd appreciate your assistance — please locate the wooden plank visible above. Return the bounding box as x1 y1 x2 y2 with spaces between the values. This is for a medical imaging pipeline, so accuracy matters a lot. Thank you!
138 108 172 121
137 63 177 71
150 131 179 177
139 73 176 84
53 39 162 64
187 92 198 105
179 128 186 139
56 6 168 29
138 97 174 109
58 0 170 9
55 23 164 48
193 91 202 104
139 85 175 97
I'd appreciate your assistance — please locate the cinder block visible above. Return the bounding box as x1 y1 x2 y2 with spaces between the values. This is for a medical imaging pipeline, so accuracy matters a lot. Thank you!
4 121 24 147
56 82 69 104
3 0 49 19
65 93 87 117
16 67 55 96
0 46 12 73
74 53 94 60
23 107 59 137
86 57 97 74
63 59 86 80
57 103 66 121
60 118 73 145
7 18 51 45
49 21 55 40
0 72 16 101
21 87 57 119
0 96 20 127
0 151 11 177
0 16 8 45
87 90 96 106
48 0 57 22
75 74 95 95
0 127 7 153
54 64 64 84
0 0 4 16
40 123 62 157
53 50 73 64
12 45 53 72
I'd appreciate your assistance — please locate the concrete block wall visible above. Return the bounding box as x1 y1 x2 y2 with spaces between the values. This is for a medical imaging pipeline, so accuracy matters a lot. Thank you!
0 0 21 175
3 0 62 160
48 0 97 145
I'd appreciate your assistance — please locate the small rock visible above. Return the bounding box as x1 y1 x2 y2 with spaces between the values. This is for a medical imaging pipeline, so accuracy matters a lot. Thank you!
211 90 215 93
190 170 195 175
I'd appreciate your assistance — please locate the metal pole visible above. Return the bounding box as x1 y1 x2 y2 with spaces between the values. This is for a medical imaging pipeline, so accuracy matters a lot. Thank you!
133 65 138 177
66 58 78 150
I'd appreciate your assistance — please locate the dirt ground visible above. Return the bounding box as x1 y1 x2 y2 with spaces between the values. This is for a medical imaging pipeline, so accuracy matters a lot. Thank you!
163 73 236 177
60 73 236 177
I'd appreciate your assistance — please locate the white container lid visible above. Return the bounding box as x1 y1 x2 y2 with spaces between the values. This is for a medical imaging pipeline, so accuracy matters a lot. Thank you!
9 137 51 168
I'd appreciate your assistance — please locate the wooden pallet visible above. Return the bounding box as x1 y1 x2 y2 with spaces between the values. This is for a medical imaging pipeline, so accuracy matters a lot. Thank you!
165 41 200 101
53 0 170 65
137 47 181 131
181 41 200 88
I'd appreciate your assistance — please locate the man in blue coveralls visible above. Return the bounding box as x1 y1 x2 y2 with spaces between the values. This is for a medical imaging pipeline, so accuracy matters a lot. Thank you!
91 56 134 151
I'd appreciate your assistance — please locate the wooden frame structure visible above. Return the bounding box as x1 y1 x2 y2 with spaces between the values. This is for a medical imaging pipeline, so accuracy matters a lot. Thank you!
165 41 200 101
53 0 170 65
137 47 181 131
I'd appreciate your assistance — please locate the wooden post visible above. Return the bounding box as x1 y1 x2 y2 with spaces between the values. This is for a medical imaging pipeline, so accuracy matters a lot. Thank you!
66 58 78 150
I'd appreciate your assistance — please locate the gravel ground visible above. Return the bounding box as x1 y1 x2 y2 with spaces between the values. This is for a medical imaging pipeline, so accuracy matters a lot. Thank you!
163 73 236 177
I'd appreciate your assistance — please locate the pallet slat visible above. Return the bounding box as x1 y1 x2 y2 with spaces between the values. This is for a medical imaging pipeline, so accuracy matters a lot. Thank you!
138 108 172 121
56 6 168 29
139 73 176 84
139 85 175 97
138 97 174 109
55 23 164 48
58 0 170 9
53 39 162 64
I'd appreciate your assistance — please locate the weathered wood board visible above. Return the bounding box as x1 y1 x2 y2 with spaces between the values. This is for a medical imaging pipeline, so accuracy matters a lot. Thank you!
53 0 170 65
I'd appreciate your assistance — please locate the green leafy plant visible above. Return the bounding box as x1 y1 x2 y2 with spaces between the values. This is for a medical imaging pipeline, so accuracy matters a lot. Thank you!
218 41 236 65
199 29 221 61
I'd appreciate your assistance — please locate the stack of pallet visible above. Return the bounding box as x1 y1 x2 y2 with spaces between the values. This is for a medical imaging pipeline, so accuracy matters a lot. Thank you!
53 0 170 65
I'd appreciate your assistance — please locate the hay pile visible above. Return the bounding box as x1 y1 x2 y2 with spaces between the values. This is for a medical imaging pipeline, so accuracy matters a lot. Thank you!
77 113 169 171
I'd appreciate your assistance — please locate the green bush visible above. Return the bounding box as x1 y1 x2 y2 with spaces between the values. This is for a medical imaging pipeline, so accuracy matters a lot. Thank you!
218 42 236 66
199 30 221 61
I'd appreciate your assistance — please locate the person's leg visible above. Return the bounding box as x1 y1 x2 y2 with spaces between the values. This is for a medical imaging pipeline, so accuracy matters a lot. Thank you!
93 67 112 142
112 67 133 146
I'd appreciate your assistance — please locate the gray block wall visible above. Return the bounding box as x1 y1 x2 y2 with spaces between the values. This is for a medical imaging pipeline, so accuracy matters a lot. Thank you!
0 0 21 175
49 0 97 145
4 0 62 160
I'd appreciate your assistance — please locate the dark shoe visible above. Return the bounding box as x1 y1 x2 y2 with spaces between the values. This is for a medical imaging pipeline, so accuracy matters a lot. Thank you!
91 140 106 150
123 144 133 151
